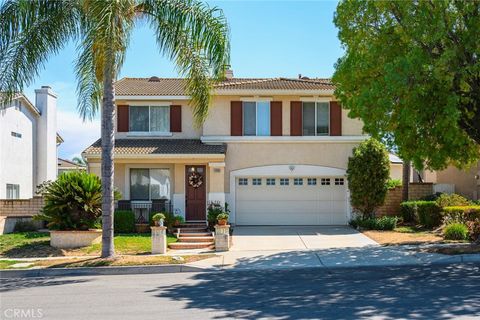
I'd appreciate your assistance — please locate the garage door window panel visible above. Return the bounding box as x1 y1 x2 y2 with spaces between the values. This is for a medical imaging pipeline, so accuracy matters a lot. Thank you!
252 178 262 186
294 178 303 186
321 178 331 185
238 178 248 186
280 178 289 186
308 178 317 186
266 178 276 185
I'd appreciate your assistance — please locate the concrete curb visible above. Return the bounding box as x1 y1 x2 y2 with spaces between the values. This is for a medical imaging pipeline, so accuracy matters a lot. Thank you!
0 264 215 279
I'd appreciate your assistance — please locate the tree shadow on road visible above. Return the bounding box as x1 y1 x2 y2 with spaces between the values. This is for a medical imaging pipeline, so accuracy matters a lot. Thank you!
147 259 480 319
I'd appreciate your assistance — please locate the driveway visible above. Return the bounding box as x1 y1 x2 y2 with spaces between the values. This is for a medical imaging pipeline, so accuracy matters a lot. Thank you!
230 226 378 251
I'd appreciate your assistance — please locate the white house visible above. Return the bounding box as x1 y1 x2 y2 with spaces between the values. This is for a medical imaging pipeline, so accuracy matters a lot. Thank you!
0 86 60 199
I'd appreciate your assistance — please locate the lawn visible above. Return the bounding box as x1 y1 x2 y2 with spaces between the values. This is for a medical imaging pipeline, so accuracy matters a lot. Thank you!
362 226 445 245
0 232 177 258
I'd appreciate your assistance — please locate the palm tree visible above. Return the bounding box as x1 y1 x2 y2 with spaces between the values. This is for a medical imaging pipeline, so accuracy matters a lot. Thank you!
0 0 229 258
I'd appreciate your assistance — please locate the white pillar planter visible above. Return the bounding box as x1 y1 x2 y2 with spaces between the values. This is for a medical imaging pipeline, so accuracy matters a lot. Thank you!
151 226 167 254
214 224 231 252
50 230 102 249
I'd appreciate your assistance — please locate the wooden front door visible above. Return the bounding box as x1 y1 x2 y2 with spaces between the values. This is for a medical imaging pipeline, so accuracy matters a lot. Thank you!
185 165 206 221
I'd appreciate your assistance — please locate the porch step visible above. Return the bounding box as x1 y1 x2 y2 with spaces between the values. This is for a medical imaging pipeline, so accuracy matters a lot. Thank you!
173 227 208 233
168 242 214 250
178 223 207 228
178 236 214 243
178 232 212 237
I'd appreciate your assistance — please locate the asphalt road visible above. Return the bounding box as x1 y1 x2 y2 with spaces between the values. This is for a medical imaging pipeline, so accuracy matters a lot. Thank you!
1 263 480 320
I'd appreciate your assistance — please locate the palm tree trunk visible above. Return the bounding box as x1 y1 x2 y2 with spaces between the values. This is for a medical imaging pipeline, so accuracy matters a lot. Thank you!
101 58 116 259
402 161 410 202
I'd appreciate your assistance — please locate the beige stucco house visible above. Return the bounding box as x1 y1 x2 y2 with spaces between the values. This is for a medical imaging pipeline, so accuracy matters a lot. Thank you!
84 74 373 226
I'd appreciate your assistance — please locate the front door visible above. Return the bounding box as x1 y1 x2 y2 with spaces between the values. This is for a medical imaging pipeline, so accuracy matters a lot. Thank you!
185 165 206 221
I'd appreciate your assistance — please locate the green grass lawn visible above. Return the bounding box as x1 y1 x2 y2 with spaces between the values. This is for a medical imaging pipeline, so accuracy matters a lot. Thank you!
394 226 432 234
0 232 177 258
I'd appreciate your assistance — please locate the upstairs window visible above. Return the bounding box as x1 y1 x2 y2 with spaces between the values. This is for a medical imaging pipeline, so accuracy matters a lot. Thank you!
130 106 170 133
302 102 329 136
243 101 270 136
6 184 19 199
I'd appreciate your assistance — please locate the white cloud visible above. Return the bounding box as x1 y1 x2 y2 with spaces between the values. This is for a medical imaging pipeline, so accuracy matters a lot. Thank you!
57 110 100 160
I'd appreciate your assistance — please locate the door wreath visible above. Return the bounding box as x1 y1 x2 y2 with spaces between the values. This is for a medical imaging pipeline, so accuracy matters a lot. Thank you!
188 172 203 188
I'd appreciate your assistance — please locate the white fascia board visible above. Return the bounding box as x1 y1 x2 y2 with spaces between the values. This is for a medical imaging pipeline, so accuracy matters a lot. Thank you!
115 95 190 100
201 135 369 144
84 153 225 160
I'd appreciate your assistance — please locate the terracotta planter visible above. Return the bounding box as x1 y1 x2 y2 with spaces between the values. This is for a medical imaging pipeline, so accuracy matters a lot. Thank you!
50 230 102 249
135 223 150 233
217 219 228 226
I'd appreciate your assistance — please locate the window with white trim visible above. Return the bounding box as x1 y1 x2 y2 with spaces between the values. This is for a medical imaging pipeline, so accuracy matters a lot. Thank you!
294 178 303 186
302 102 329 136
307 178 317 186
252 178 262 186
6 184 20 199
243 101 270 136
266 178 276 186
238 178 248 186
321 178 331 186
129 106 170 133
280 178 289 186
335 178 345 185
130 168 171 200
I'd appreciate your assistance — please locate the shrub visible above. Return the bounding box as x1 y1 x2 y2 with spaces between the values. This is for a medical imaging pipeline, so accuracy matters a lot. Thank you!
347 138 390 218
400 201 417 223
207 202 229 228
13 220 38 232
466 220 480 241
152 213 166 222
217 213 229 221
435 193 471 208
114 211 135 233
349 216 398 230
386 179 402 189
443 223 468 240
442 206 480 224
416 201 442 228
35 171 104 230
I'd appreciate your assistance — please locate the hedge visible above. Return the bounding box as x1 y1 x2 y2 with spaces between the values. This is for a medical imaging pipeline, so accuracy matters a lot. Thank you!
399 201 442 228
442 206 480 224
114 210 135 233
400 202 417 223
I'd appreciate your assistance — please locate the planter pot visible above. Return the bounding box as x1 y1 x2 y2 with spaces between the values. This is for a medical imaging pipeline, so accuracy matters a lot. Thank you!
217 219 228 226
135 223 150 233
50 230 102 249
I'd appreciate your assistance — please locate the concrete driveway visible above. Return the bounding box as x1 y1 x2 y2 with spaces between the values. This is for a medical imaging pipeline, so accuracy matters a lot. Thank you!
230 226 378 251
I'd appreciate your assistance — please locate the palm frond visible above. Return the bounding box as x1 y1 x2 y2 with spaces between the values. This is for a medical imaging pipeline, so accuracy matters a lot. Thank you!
139 0 230 125
0 0 79 105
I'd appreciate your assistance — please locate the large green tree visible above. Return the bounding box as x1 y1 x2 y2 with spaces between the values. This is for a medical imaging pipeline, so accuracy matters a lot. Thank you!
333 0 480 170
0 0 229 258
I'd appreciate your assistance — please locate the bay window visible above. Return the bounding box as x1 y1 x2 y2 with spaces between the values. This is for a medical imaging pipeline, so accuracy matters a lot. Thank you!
243 101 270 136
130 169 171 200
302 102 329 136
129 106 170 133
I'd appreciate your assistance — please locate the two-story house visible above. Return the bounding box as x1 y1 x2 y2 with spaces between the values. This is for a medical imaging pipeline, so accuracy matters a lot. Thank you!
83 74 367 226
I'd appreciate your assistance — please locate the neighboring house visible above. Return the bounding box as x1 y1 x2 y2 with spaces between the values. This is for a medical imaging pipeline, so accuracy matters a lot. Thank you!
434 162 480 200
58 158 87 176
0 86 59 199
84 73 372 226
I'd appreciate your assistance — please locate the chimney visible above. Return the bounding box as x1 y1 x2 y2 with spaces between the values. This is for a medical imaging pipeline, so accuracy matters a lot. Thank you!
225 67 234 80
35 86 58 186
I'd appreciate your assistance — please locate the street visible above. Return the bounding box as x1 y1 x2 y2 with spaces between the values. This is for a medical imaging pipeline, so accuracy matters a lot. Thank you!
1 263 480 320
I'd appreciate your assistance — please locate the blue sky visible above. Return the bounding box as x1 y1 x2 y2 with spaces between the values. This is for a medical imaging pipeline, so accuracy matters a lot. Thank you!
24 0 342 159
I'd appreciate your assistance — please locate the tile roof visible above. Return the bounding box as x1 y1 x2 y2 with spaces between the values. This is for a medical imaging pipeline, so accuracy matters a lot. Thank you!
84 139 226 156
115 77 334 96
58 158 86 168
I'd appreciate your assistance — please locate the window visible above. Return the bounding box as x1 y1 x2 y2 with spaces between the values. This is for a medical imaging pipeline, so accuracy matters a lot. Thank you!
302 102 329 136
238 178 248 186
6 184 19 199
307 178 317 186
243 101 270 136
129 106 170 132
130 168 170 200
280 178 289 186
294 178 303 186
252 178 262 186
335 178 345 185
11 132 22 138
266 178 276 186
321 178 331 186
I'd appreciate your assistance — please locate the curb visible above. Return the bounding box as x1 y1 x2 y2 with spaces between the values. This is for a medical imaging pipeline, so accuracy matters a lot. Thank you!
0 264 215 279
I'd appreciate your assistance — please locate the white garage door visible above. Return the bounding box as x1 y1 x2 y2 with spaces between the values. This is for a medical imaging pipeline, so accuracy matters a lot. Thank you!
235 177 347 225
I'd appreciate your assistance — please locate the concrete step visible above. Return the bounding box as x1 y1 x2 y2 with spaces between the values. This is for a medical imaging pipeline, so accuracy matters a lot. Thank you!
178 223 207 228
173 227 208 233
178 232 212 237
178 236 214 243
169 242 214 250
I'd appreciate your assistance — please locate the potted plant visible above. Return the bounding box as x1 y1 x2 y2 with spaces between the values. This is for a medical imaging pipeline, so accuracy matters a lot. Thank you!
173 215 185 226
217 213 229 226
151 213 166 227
